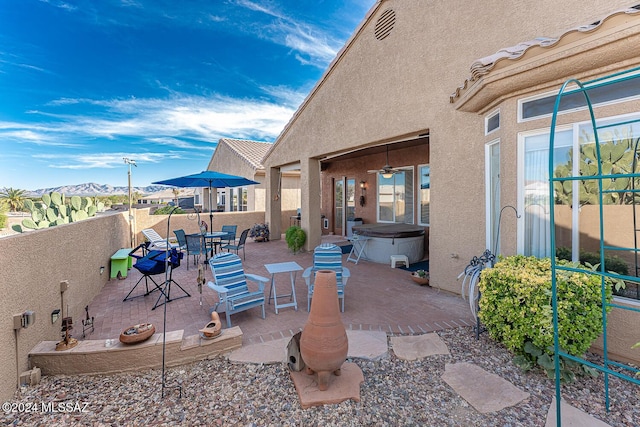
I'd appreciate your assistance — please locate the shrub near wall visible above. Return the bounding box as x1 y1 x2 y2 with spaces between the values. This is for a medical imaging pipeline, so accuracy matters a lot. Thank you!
478 256 611 378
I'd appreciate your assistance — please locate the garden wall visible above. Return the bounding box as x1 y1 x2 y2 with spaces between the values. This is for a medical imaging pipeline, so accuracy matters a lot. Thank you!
0 207 291 402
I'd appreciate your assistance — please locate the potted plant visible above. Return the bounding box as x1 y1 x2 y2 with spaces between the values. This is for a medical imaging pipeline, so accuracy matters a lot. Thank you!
285 225 306 254
249 223 270 242
410 269 430 286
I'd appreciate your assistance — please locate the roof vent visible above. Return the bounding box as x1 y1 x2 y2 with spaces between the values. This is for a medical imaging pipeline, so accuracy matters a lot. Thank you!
374 9 396 40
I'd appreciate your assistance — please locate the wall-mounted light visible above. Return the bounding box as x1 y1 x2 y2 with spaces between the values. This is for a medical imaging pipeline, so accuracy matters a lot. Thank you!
51 309 61 324
359 181 366 207
100 266 105 275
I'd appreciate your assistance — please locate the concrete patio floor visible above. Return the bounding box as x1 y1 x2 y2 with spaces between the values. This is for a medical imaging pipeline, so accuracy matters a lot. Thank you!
86 235 475 345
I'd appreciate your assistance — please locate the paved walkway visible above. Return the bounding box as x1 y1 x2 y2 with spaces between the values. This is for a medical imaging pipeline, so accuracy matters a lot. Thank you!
88 235 473 345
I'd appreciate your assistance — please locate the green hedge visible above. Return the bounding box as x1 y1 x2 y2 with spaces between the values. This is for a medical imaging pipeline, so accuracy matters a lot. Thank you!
478 255 610 378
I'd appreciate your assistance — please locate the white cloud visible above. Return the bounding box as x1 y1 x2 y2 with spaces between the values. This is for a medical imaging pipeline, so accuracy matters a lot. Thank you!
33 152 182 169
236 0 343 67
0 92 295 147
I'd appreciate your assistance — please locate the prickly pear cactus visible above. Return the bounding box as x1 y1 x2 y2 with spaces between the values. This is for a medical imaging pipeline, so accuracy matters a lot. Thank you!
14 191 102 232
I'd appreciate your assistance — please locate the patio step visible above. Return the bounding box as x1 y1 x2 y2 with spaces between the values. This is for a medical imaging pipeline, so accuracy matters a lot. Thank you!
29 327 243 376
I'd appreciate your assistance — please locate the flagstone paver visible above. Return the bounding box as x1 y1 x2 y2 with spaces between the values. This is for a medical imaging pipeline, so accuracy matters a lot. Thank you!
228 330 389 364
390 332 450 360
441 362 530 414
545 397 612 427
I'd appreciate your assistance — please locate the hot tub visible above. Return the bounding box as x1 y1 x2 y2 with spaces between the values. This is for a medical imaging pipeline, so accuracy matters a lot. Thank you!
351 224 425 264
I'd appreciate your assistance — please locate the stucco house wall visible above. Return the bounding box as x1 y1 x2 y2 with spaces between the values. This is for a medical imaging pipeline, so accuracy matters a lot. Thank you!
207 139 300 213
262 0 640 363
264 0 636 286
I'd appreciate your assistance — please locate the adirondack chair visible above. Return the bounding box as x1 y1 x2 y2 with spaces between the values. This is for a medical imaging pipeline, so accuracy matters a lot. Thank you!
207 252 269 327
302 244 351 312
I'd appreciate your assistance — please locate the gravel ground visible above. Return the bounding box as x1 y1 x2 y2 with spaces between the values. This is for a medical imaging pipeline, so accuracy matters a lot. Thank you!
2 327 639 426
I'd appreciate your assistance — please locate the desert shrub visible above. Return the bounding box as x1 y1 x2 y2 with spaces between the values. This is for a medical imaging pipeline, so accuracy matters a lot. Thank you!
0 208 6 228
478 255 611 381
153 206 185 215
556 247 628 276
285 226 306 254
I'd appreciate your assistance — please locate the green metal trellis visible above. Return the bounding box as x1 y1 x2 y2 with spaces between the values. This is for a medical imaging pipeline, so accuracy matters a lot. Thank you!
548 66 640 426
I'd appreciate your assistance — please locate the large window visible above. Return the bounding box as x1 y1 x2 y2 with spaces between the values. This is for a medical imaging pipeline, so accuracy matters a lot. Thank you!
418 165 430 226
377 168 414 223
518 111 640 300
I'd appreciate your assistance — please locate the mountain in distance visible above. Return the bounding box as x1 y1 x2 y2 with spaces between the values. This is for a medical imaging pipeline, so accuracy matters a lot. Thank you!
29 182 168 197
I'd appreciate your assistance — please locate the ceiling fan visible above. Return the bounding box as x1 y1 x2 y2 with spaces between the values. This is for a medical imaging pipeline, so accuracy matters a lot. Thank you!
367 145 400 177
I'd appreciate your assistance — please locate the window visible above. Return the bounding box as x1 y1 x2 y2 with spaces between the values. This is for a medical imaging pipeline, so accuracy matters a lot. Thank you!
229 187 248 212
485 110 500 134
418 165 430 226
377 168 414 223
519 75 640 121
518 111 640 301
485 141 500 252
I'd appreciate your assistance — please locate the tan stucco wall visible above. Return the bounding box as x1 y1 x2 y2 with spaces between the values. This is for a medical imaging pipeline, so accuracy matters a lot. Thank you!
263 0 638 290
0 212 129 401
0 207 303 402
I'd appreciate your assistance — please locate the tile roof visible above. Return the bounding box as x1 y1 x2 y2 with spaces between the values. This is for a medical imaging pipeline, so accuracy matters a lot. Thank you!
217 138 272 171
450 4 640 103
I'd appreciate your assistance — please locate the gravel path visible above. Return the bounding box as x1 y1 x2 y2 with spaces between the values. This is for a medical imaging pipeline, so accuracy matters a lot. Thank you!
2 327 639 426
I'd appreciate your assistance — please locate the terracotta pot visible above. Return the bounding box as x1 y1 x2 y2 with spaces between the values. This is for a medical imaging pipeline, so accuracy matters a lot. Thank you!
119 323 155 344
300 270 348 391
411 273 430 286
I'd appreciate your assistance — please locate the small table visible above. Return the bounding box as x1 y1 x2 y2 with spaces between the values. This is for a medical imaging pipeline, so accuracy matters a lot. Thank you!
110 248 132 280
203 231 232 258
265 261 302 314
347 234 369 264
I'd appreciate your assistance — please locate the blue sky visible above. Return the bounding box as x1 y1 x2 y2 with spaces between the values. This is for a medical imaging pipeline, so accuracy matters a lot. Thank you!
0 0 374 191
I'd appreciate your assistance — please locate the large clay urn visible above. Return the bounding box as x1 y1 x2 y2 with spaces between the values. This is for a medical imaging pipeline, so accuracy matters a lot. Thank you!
300 270 349 391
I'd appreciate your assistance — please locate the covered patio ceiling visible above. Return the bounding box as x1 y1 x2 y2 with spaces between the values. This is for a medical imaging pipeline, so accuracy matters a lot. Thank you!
319 133 429 166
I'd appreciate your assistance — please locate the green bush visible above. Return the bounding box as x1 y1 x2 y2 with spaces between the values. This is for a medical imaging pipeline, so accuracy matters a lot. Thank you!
153 206 185 215
478 255 611 381
0 210 6 229
285 226 306 254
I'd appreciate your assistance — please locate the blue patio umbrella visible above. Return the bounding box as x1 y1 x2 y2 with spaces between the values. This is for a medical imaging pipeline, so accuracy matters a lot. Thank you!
153 170 259 231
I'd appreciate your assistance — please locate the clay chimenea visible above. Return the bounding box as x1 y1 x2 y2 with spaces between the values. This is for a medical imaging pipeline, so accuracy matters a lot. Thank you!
300 270 348 391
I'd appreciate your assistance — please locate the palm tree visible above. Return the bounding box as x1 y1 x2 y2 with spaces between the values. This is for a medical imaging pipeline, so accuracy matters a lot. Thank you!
0 187 29 212
172 188 180 207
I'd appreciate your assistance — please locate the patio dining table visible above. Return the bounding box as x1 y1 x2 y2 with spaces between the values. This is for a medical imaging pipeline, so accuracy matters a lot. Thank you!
203 231 232 258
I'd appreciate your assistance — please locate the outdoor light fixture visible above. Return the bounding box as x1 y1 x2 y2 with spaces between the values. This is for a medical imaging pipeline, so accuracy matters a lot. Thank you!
51 309 61 324
359 181 366 207
100 266 105 275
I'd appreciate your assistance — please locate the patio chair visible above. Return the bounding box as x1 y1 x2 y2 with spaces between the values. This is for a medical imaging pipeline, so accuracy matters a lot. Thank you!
184 233 208 270
125 243 182 302
220 225 237 245
141 228 178 250
302 244 351 312
221 228 249 259
207 252 269 327
173 229 188 251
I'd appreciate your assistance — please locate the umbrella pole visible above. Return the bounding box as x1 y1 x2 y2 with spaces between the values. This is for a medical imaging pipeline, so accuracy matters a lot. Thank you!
209 184 214 232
